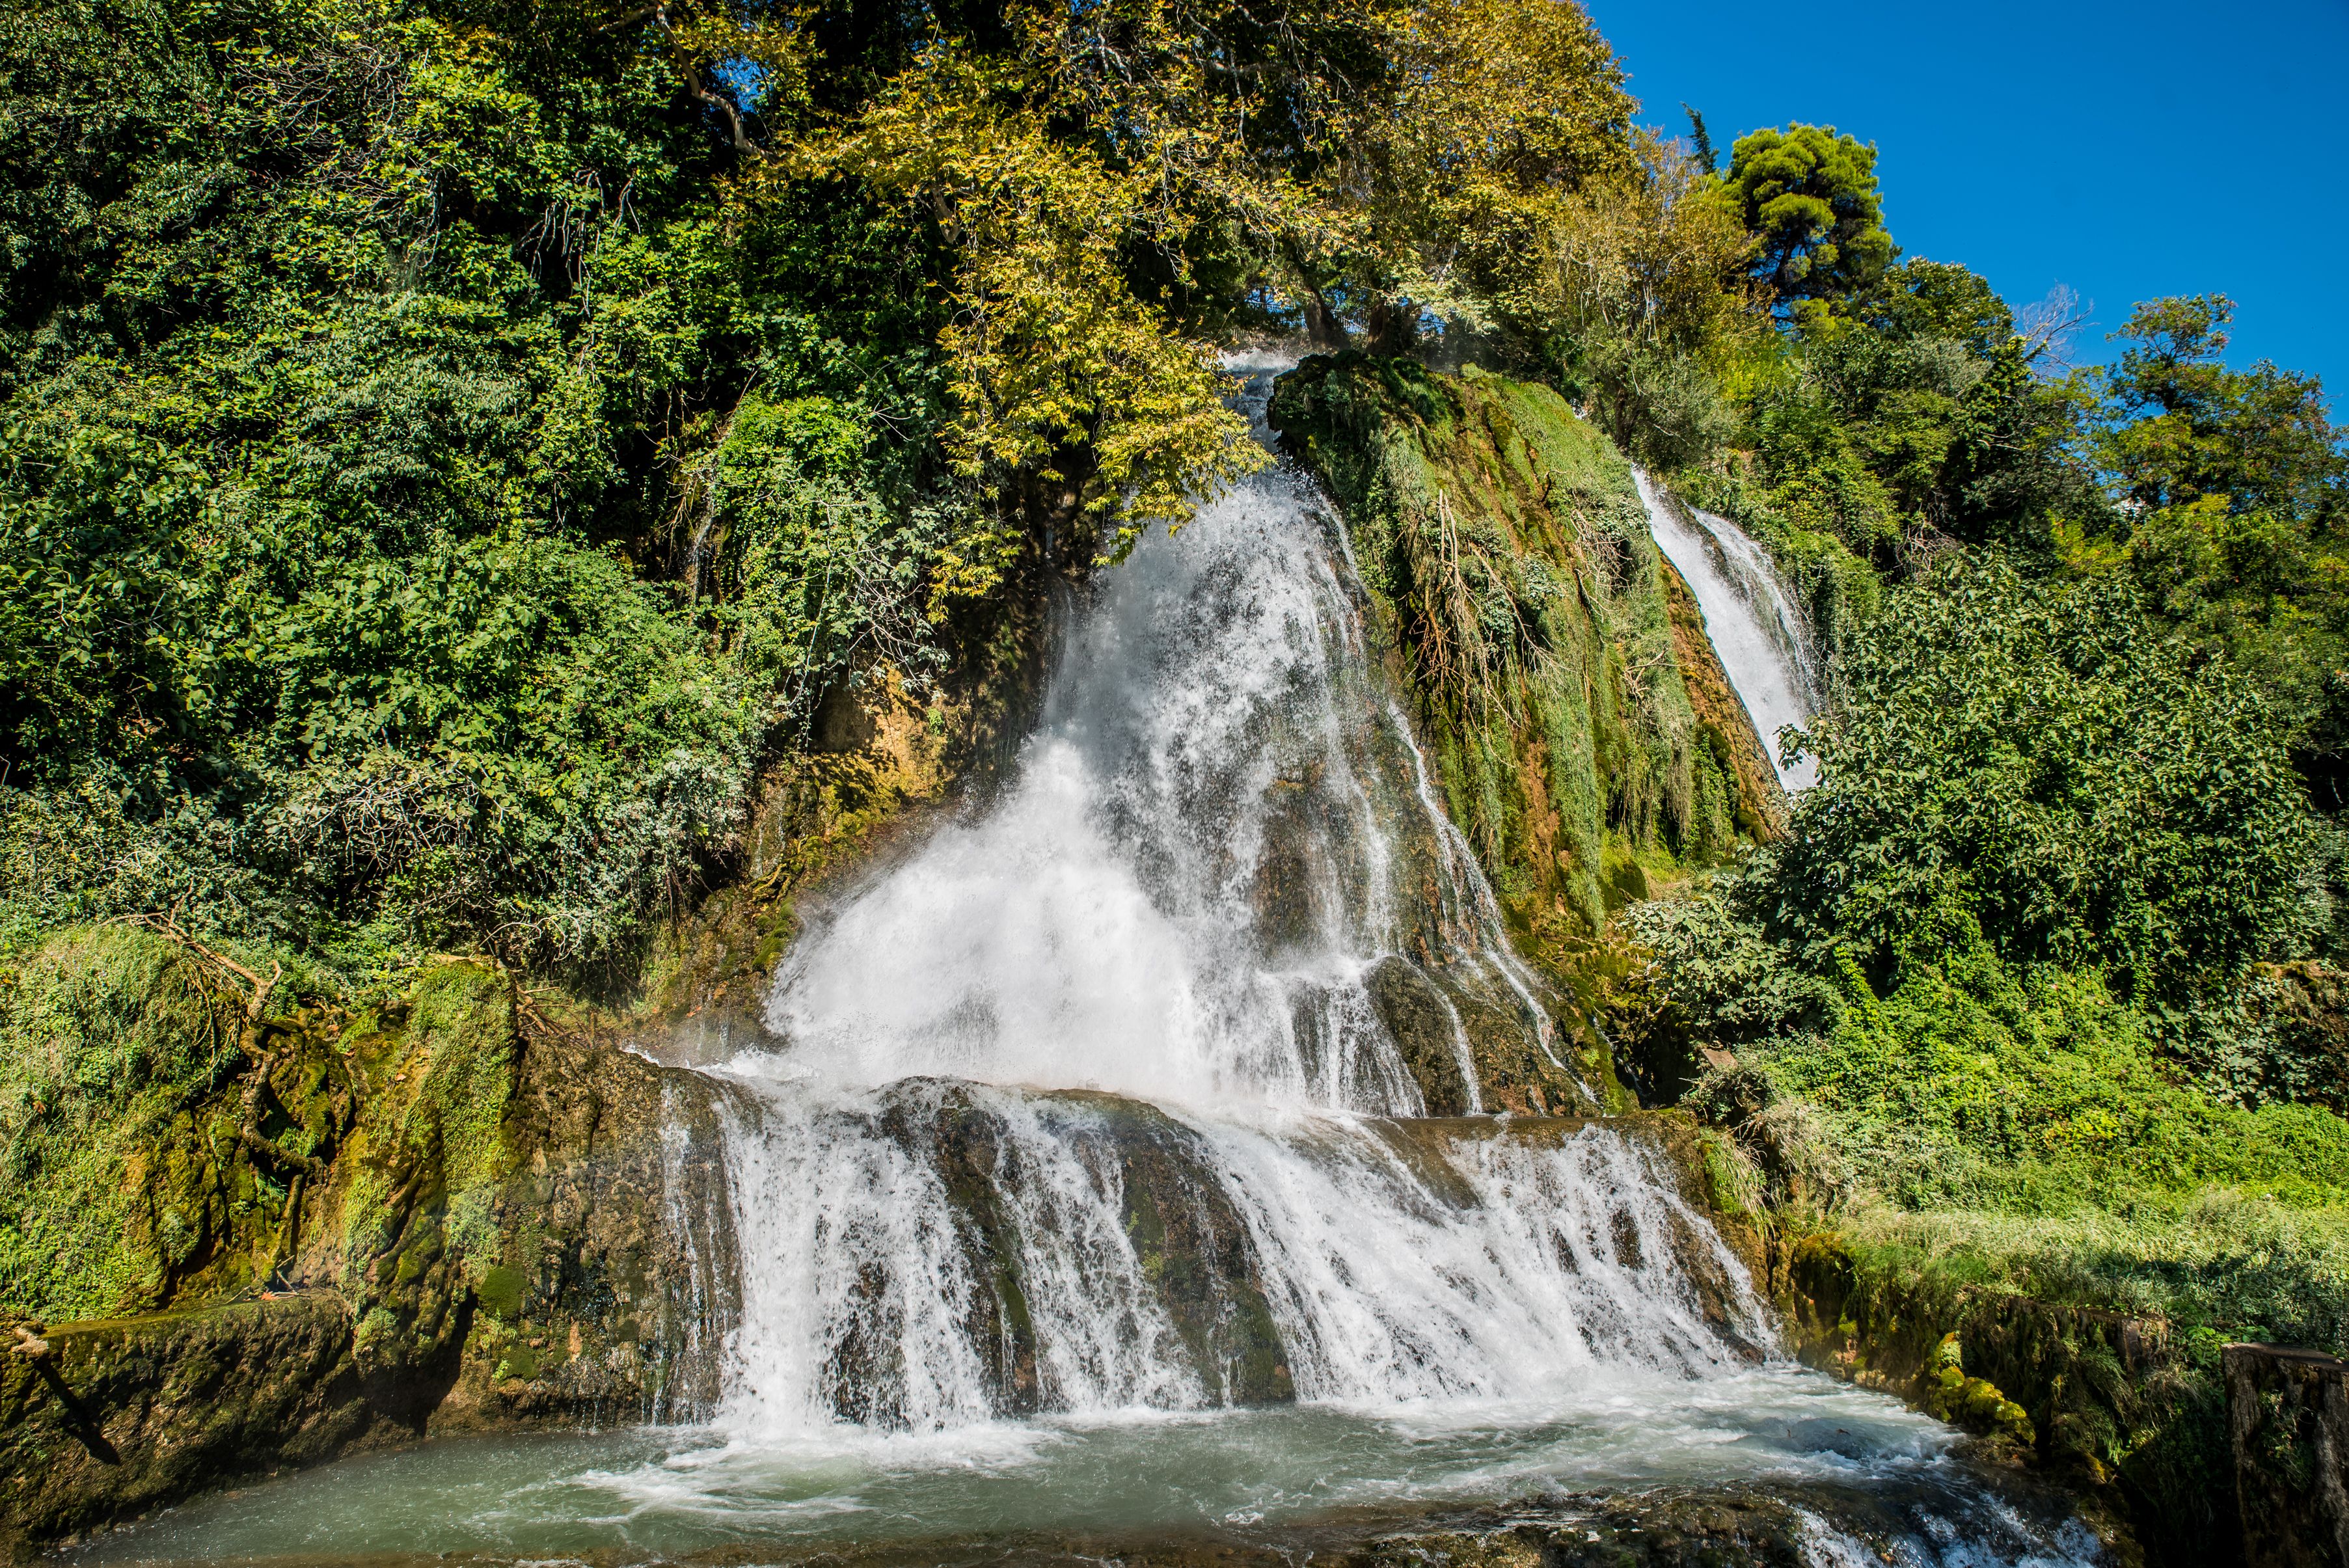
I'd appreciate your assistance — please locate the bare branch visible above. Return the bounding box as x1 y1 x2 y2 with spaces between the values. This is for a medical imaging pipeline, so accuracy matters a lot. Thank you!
2016 284 2090 371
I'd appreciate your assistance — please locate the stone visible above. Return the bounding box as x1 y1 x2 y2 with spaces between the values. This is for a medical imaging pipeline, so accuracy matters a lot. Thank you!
2227 1342 2349 1568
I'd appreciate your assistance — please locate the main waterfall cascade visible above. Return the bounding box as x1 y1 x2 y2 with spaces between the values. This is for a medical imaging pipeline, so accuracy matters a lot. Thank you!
1633 470 1823 792
713 360 1768 1432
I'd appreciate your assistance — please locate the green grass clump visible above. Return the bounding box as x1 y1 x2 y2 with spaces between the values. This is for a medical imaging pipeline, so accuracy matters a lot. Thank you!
1836 1194 2349 1356
1753 938 2349 1216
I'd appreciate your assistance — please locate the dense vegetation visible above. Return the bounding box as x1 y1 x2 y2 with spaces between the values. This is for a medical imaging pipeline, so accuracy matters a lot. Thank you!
4 0 2349 1519
0 0 1741 990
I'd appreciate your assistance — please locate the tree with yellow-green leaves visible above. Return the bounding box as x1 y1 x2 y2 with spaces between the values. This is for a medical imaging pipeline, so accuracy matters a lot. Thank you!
1722 122 1894 304
0 0 1761 976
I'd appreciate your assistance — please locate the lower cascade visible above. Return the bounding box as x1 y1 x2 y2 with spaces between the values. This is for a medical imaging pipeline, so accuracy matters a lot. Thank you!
714 1080 1767 1431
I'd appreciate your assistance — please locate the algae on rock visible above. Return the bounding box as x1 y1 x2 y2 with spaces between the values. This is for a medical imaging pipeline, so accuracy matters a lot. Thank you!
0 925 349 1327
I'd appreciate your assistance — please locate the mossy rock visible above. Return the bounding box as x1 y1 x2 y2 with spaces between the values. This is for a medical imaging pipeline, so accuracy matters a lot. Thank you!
1780 1226 2234 1565
1271 355 1780 1114
0 925 357 1325
0 1293 375 1555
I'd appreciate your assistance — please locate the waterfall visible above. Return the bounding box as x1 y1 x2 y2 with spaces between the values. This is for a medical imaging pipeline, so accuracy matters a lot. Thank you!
706 363 1771 1435
1633 470 1821 791
78 368 2102 1568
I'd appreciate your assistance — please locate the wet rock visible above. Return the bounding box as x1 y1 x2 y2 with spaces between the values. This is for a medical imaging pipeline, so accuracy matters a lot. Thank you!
875 1081 1294 1416
2227 1342 2349 1567
0 1293 373 1555
1366 956 1473 1116
0 963 744 1553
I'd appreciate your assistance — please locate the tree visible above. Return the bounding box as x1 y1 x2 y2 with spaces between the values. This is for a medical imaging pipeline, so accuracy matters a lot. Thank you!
2078 296 2349 761
1723 123 1894 303
2093 297 2344 523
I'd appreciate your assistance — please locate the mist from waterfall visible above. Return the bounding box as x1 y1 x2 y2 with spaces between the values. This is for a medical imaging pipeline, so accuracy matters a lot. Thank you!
1633 470 1821 792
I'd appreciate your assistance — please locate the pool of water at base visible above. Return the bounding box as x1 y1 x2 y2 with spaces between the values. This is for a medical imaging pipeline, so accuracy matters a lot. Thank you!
64 1368 2100 1567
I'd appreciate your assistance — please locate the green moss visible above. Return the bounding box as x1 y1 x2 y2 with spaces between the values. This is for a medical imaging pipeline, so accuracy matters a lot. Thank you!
400 961 517 1198
1922 1332 2035 1444
0 926 295 1322
474 1264 526 1321
1273 356 1764 944
495 1342 541 1383
1273 355 1780 1113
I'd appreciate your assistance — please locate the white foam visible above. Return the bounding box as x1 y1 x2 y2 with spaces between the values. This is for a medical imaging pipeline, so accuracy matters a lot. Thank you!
1633 469 1821 791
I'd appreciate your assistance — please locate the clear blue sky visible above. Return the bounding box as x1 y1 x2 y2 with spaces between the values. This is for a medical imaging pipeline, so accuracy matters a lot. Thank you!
1586 0 2349 399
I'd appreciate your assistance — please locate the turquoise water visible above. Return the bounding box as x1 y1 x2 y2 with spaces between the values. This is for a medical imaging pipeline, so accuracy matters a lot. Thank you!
71 1370 2091 1566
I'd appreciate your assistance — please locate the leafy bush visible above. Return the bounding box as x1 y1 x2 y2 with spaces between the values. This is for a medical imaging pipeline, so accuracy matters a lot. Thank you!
1767 556 2313 997
1626 548 2346 1226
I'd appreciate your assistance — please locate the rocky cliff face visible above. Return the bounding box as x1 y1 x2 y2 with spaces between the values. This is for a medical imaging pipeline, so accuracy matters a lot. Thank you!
1267 354 1781 1092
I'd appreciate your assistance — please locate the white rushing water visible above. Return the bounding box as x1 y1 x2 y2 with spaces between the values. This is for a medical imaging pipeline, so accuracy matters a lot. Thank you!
1633 470 1821 791
757 408 1553 1113
707 361 1769 1436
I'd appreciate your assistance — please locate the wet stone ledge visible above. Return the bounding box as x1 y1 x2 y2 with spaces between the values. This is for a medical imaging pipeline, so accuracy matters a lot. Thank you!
2227 1342 2349 1568
0 1293 376 1554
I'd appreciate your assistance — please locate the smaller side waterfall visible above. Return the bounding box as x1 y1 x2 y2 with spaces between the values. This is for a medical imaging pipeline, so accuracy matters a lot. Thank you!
1633 472 1820 791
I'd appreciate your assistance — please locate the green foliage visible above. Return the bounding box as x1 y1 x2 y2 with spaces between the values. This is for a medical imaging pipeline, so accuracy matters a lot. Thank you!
0 0 949 978
1722 124 1895 304
1636 879 2349 1227
1704 262 2094 566
1794 935 2343 1210
2071 295 2349 759
1771 556 2313 995
1627 548 2346 1239
0 0 1743 988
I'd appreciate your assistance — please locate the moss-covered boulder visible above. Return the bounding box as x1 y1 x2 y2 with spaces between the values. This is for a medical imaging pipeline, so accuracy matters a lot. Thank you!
0 1294 370 1550
0 937 740 1553
0 924 342 1326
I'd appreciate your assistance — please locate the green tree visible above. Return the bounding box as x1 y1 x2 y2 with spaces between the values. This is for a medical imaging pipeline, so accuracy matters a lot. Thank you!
1723 123 1895 303
2077 295 2349 761
0 0 1744 984
1734 260 2093 563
